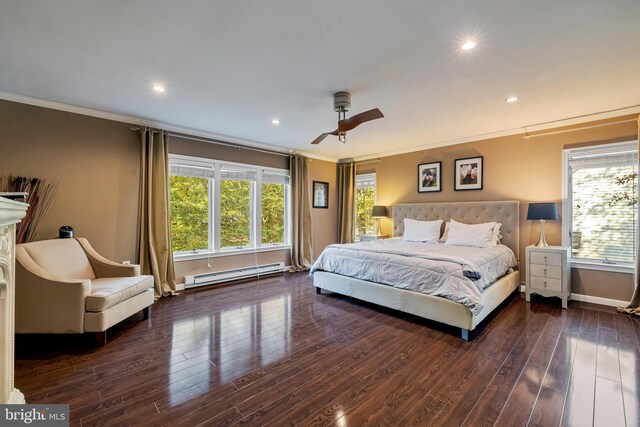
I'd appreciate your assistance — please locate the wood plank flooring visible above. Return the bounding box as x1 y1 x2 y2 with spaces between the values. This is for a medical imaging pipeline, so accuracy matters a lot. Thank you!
14 272 640 426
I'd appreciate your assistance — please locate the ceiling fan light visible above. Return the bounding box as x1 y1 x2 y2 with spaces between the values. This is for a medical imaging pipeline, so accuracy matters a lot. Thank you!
338 133 346 143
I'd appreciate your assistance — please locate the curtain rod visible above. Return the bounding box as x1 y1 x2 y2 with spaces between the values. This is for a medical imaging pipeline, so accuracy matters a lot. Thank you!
523 118 637 140
130 127 291 158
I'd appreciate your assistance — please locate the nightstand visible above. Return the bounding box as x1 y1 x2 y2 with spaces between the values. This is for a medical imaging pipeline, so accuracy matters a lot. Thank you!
525 245 571 308
359 234 389 242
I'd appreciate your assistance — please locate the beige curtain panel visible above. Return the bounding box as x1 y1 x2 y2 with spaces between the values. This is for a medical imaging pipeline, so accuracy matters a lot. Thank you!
138 127 177 298
338 162 356 244
618 115 640 316
290 154 313 271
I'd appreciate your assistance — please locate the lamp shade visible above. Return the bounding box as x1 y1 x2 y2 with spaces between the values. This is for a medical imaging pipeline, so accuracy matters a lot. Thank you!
527 203 558 221
371 205 387 218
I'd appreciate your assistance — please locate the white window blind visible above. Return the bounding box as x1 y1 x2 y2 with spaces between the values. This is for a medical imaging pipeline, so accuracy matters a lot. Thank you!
565 141 638 265
356 173 376 188
169 163 215 179
568 144 637 169
220 166 257 181
262 172 290 185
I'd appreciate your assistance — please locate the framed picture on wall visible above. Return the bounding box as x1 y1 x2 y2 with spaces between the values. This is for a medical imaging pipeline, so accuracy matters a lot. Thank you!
313 181 329 208
418 162 441 193
454 156 483 191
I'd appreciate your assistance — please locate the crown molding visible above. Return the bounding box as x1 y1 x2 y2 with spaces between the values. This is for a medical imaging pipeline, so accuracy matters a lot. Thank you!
0 91 338 163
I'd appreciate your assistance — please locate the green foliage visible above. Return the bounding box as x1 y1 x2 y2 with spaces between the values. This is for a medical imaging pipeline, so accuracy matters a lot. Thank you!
220 179 251 247
262 183 285 244
607 172 637 206
170 176 287 251
170 175 209 252
355 185 375 237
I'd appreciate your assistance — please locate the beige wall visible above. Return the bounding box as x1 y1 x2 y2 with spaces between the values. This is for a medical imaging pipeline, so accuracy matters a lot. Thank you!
366 115 638 301
308 158 339 259
0 99 340 285
2 98 635 300
0 100 140 262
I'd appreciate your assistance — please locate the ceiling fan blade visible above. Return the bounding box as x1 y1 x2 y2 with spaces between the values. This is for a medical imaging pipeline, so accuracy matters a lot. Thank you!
338 108 384 133
311 129 338 145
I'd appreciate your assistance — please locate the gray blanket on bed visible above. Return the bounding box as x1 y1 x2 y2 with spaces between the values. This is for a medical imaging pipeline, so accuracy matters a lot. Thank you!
309 238 518 315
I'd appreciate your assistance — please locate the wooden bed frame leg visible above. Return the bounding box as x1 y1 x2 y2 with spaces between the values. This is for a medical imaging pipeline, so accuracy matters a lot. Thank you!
461 329 474 341
315 287 321 295
143 306 151 319
95 331 107 346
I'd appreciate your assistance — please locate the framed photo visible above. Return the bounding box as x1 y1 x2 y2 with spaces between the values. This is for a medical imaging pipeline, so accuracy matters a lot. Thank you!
454 156 483 191
313 181 329 208
418 162 441 193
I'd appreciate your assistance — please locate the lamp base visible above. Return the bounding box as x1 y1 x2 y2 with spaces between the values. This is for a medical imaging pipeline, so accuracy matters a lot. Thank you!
375 220 382 236
534 220 549 247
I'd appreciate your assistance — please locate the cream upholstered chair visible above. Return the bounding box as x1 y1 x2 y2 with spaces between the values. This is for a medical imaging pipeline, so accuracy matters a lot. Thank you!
15 238 154 344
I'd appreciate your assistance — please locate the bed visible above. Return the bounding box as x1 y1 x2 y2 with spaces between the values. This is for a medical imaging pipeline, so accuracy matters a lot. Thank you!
311 201 521 341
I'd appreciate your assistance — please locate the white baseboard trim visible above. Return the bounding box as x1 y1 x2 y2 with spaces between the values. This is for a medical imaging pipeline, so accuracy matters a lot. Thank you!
570 293 629 308
175 265 291 292
518 283 629 308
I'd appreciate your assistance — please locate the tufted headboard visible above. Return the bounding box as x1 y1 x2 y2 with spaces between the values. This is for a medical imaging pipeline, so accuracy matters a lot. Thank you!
391 201 520 260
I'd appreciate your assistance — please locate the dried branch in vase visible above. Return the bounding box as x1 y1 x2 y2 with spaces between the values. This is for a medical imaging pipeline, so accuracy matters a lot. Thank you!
0 174 60 243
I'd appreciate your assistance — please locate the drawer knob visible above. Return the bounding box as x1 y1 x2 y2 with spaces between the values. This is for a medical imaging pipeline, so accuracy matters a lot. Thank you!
543 281 547 287
544 268 547 275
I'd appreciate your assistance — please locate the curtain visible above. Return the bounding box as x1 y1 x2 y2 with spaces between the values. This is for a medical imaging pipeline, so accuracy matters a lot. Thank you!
138 127 177 298
619 114 640 316
337 162 356 243
290 154 313 271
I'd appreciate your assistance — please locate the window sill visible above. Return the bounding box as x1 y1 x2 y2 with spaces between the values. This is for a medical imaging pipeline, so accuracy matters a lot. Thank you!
174 245 291 262
570 260 634 274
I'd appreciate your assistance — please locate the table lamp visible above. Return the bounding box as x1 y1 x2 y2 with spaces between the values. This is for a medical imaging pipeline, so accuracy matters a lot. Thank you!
527 203 558 247
371 205 387 236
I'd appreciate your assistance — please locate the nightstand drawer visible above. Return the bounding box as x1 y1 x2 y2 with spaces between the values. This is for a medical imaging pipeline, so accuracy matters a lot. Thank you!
530 276 562 293
529 251 562 266
529 264 562 280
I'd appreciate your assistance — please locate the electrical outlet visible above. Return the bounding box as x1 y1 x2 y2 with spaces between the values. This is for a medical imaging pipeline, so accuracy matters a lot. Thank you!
122 260 130 265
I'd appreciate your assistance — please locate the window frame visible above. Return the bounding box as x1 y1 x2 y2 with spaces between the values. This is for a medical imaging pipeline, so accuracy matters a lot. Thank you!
169 154 291 261
354 172 377 240
562 140 637 274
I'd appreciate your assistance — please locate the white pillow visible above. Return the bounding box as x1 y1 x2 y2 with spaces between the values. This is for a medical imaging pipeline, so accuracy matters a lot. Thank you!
444 219 499 248
403 219 443 243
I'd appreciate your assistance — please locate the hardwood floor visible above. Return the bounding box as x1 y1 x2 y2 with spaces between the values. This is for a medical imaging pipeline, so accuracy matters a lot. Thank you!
14 272 640 426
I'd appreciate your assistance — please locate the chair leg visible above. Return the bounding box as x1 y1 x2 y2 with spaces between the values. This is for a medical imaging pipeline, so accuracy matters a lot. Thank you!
143 306 150 319
95 331 107 346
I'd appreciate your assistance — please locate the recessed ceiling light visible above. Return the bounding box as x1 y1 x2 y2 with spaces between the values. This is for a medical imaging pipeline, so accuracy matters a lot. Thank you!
461 40 477 50
505 96 519 103
152 84 165 93
271 119 280 125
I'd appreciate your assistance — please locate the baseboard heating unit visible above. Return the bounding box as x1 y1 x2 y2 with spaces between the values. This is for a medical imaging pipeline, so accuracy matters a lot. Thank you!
184 262 286 289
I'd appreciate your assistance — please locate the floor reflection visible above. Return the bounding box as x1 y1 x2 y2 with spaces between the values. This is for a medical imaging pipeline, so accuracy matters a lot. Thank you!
169 292 293 403
170 316 212 406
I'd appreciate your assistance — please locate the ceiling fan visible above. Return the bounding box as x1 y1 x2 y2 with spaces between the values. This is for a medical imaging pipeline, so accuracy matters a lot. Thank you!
311 91 384 145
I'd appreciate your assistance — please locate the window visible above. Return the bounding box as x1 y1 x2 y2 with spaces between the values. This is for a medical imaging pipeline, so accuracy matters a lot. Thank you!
563 141 637 271
169 154 290 258
355 173 376 239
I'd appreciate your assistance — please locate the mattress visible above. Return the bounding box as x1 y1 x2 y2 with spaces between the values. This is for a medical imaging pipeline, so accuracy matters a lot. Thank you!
309 238 518 315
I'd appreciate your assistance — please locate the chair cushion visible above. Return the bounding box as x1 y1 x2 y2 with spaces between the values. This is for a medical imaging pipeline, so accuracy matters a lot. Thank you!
86 275 153 312
20 239 96 280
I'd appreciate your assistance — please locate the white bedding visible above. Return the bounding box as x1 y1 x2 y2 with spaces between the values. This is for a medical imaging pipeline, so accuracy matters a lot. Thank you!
309 238 518 315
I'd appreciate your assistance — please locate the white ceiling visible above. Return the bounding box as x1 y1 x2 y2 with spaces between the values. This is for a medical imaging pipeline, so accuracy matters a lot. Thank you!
1 0 639 161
